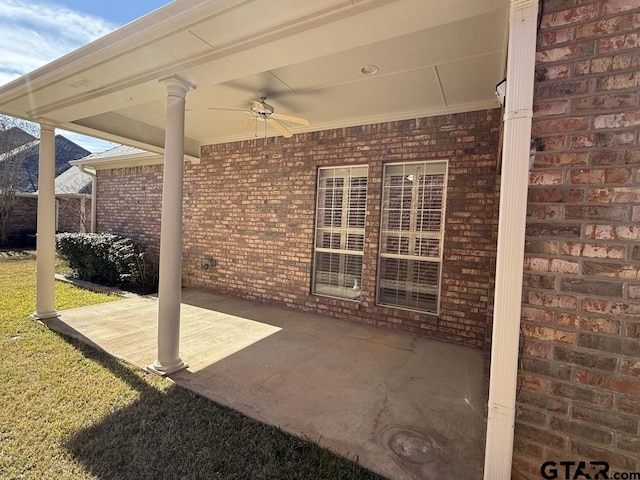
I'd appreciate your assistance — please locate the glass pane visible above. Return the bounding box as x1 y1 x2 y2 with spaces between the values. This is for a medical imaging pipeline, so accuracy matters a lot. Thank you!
313 252 363 300
377 257 439 313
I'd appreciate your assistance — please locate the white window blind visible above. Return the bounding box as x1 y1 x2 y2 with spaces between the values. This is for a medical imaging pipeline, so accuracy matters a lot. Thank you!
377 161 447 314
313 166 368 300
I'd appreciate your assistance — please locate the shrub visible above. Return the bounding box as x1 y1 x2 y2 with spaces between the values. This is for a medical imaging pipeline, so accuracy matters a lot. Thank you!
55 233 158 293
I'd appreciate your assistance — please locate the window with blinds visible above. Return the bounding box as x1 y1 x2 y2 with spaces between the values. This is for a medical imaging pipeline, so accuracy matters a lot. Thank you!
313 166 368 300
377 161 447 314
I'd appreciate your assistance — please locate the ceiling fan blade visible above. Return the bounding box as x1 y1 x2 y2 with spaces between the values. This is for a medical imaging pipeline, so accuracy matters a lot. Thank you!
269 119 293 138
237 117 256 130
272 113 310 126
208 107 245 111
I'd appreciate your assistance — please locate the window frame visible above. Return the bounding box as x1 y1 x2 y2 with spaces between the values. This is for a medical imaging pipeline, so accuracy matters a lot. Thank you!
312 165 369 301
376 160 448 315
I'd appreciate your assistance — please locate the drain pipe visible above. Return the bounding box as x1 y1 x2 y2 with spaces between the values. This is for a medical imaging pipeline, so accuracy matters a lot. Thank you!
77 165 97 233
483 0 539 478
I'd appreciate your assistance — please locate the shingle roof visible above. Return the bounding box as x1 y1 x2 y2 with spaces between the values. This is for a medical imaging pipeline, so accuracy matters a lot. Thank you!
54 165 92 194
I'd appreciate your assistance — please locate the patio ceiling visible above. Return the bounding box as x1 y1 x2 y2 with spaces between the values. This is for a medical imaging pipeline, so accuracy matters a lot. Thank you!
0 0 509 158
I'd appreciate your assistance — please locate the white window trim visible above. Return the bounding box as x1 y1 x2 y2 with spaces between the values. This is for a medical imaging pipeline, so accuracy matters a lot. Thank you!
312 165 368 301
376 160 448 315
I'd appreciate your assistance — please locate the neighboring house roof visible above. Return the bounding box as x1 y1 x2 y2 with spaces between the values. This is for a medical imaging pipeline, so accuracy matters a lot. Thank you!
0 0 509 156
54 165 92 194
71 144 164 170
0 127 36 154
1 134 90 192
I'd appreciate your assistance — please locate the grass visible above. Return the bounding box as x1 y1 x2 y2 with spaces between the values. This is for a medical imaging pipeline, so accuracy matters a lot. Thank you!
0 254 381 480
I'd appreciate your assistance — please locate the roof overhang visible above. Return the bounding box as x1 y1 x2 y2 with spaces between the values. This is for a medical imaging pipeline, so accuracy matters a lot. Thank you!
0 0 509 157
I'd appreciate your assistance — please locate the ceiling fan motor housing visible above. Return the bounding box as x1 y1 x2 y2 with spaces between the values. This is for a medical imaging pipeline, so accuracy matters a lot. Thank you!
251 98 274 116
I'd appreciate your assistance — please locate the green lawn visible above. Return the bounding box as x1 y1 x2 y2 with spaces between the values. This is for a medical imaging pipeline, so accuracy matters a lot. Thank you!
0 253 380 480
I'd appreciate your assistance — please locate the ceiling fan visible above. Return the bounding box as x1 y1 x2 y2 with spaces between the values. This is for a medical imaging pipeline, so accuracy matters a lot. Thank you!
235 96 310 138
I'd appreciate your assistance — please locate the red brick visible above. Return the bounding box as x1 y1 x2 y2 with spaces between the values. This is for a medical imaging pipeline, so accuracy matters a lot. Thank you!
539 27 576 47
517 390 570 414
573 404 639 433
571 440 638 471
550 416 613 445
516 422 568 448
552 381 614 407
620 360 640 377
522 306 555 324
561 242 626 259
577 332 622 353
558 313 621 333
572 93 638 112
603 0 640 14
536 65 571 81
526 240 559 255
519 373 552 393
528 187 585 203
599 32 640 54
522 325 576 344
582 298 640 318
588 186 640 202
575 368 611 388
565 205 630 221
527 291 578 310
616 434 640 454
607 377 640 396
554 346 617 370
617 396 640 415
615 225 640 240
575 56 614 75
597 71 640 90
534 101 570 117
524 341 554 359
584 225 616 240
576 13 640 38
536 80 592 100
530 170 564 185
534 153 587 167
594 111 640 129
527 205 564 220
541 5 599 28
591 149 640 166
532 117 590 135
561 278 624 297
583 262 639 280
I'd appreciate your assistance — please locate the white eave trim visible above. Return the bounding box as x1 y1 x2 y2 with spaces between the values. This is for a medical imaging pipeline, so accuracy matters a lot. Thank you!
70 152 163 170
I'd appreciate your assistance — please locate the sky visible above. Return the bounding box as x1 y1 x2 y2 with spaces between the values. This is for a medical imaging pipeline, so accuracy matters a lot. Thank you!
0 0 173 152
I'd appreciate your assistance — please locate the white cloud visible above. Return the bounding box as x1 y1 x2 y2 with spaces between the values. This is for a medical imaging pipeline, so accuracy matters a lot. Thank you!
0 1 119 151
0 0 115 86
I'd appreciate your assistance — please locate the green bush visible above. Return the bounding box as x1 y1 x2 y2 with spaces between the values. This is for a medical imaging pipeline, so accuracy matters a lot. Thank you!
55 233 158 293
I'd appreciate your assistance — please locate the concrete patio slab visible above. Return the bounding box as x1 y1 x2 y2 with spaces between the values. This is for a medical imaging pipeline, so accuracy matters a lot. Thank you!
47 289 488 480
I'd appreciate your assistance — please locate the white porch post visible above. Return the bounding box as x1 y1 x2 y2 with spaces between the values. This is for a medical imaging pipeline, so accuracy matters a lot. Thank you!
483 0 538 478
148 75 195 376
33 123 58 320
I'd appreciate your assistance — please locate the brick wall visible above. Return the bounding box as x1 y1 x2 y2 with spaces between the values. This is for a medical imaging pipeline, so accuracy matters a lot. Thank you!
57 196 90 233
183 110 501 348
513 0 640 477
8 196 37 233
96 165 163 251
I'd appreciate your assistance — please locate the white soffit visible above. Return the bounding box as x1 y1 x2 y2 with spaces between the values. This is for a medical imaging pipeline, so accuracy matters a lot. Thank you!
0 0 509 154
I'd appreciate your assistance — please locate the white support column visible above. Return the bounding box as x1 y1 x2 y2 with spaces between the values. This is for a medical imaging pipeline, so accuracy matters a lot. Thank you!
32 123 58 320
483 0 539 478
148 75 195 376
